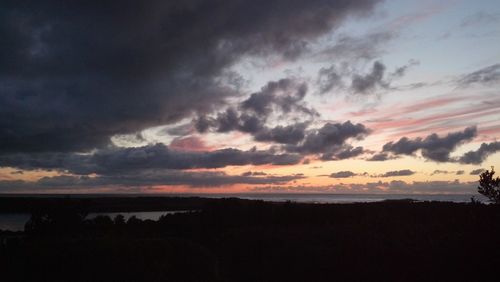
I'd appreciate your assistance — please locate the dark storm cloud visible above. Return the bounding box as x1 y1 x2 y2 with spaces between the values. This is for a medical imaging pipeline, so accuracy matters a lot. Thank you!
0 0 381 153
379 169 415 177
321 145 365 160
285 121 369 160
350 61 387 94
286 121 370 154
470 169 485 175
0 171 304 192
0 144 303 175
254 122 309 145
381 126 477 162
457 64 500 86
457 141 500 164
330 171 357 178
240 78 316 117
194 78 317 136
456 170 465 175
194 77 331 149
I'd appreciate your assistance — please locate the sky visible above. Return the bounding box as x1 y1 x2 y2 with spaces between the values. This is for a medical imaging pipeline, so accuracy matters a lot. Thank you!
0 0 499 194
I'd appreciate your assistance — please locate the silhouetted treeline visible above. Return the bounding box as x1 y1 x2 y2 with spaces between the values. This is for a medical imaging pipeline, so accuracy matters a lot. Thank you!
2 198 500 281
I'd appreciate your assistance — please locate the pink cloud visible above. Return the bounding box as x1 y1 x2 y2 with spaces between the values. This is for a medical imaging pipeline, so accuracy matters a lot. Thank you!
169 136 215 152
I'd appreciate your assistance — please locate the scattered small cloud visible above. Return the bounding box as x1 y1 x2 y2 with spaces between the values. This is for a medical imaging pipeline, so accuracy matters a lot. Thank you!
378 169 415 177
330 171 358 178
470 169 485 175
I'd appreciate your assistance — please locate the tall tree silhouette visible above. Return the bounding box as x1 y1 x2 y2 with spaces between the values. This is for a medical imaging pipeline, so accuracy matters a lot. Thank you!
478 167 500 204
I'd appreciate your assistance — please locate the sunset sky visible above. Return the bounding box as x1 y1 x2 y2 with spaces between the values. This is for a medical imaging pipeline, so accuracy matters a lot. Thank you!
0 0 499 194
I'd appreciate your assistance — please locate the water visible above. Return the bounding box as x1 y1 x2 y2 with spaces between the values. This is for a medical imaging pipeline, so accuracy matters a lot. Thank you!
0 194 486 231
0 213 31 232
211 193 485 204
0 210 191 232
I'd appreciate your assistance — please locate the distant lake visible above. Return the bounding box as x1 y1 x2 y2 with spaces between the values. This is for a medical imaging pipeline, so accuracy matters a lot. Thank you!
0 210 192 232
217 193 485 204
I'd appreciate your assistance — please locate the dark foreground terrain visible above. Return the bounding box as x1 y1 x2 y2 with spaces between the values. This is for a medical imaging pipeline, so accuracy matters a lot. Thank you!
1 197 500 282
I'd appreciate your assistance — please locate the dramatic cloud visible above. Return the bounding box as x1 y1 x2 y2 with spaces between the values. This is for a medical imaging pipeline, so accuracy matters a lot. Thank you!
254 122 310 145
193 77 369 160
0 144 302 175
241 79 313 117
457 141 500 164
285 121 369 159
0 0 380 153
0 170 305 192
379 169 415 177
169 136 213 152
194 78 317 142
380 126 477 162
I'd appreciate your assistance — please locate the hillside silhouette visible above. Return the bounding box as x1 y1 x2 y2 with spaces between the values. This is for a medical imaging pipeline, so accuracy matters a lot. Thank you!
2 197 500 282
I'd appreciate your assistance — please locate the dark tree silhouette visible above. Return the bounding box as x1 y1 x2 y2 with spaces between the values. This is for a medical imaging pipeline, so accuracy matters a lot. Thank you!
478 167 500 204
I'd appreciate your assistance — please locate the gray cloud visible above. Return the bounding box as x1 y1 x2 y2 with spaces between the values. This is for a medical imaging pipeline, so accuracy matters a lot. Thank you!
470 169 485 175
379 169 415 177
193 78 369 160
381 126 477 162
254 122 309 145
350 61 387 94
457 141 500 164
390 59 420 78
431 170 451 175
367 152 395 161
317 30 395 61
194 78 317 139
0 0 381 153
0 144 303 175
330 171 357 178
241 171 267 176
460 12 500 28
430 169 469 176
285 121 369 159
458 64 500 87
316 59 416 95
321 145 365 161
0 170 305 192
316 65 343 94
